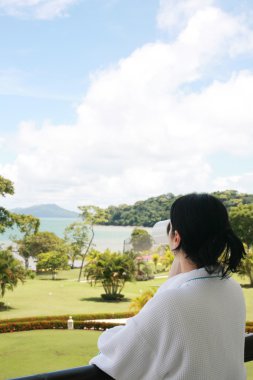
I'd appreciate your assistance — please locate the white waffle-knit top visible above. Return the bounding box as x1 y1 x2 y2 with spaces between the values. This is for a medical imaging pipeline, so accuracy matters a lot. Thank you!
90 267 246 380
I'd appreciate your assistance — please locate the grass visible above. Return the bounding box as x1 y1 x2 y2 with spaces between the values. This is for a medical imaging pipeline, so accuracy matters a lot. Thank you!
246 362 253 379
0 330 101 380
0 269 252 320
0 269 167 319
233 274 253 321
0 269 252 379
0 329 252 380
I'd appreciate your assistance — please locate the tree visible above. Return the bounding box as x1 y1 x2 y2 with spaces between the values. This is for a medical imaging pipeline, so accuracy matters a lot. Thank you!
79 205 109 226
0 175 40 260
123 249 154 281
229 204 253 248
237 246 253 287
106 193 176 226
77 205 109 281
130 228 153 252
223 204 253 286
64 221 90 269
36 251 69 280
229 204 253 286
0 249 26 299
11 213 40 237
159 245 174 271
0 175 14 197
17 231 66 269
152 253 160 273
84 249 135 300
0 175 15 233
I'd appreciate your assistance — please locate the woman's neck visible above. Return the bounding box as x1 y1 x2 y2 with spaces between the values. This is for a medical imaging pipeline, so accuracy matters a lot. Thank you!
179 251 198 273
168 252 198 278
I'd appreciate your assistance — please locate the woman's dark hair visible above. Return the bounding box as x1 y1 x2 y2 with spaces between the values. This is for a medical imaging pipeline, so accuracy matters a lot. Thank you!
169 193 245 278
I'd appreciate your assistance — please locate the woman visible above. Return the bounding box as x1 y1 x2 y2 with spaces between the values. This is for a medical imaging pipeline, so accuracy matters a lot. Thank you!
90 193 246 379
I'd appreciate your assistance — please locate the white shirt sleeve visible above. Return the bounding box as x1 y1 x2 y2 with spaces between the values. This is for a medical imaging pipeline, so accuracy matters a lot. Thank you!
90 318 157 380
89 289 181 380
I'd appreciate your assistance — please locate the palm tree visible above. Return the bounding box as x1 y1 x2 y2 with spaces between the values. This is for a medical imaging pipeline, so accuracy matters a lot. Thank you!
152 253 160 273
0 249 26 298
129 288 157 314
84 249 135 300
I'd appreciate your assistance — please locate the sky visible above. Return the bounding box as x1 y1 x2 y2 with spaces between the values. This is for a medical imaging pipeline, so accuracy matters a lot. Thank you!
0 0 253 211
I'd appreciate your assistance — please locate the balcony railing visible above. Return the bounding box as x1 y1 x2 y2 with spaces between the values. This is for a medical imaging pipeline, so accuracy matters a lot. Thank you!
245 333 253 362
8 334 253 380
9 365 113 380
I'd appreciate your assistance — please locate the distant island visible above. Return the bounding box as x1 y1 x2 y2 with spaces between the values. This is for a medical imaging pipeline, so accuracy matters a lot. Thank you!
12 204 79 218
103 189 253 227
11 190 253 226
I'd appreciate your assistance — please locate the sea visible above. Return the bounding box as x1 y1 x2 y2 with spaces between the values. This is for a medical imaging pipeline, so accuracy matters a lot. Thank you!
0 218 152 252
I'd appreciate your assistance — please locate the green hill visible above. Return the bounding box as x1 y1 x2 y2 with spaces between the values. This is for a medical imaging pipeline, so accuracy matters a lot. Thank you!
12 204 79 218
104 190 253 227
11 190 253 225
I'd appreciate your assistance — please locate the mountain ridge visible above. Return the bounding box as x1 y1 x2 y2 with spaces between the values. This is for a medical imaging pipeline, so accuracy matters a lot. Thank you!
12 204 79 218
11 189 253 225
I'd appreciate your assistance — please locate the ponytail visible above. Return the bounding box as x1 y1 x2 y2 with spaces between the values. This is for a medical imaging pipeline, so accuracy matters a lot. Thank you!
220 228 246 277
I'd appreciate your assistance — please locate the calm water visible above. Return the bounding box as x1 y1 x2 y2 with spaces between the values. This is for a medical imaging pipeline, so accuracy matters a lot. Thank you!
0 218 151 252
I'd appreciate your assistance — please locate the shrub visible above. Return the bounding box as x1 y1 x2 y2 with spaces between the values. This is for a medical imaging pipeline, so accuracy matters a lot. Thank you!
101 293 125 301
129 288 157 313
0 312 135 334
246 321 253 333
26 270 36 279
85 249 135 299
0 319 126 334
0 313 251 334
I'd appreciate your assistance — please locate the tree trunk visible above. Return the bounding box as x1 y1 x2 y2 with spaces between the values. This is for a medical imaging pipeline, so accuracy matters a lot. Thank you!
249 271 253 287
78 226 94 282
25 257 29 269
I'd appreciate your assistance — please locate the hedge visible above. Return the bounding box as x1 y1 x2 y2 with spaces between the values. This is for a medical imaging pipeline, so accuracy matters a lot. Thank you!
0 320 125 334
0 311 135 324
246 321 253 333
0 313 252 334
0 312 134 334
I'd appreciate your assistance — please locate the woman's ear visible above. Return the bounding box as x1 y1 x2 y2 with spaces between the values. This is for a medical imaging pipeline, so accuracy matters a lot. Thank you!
172 230 181 251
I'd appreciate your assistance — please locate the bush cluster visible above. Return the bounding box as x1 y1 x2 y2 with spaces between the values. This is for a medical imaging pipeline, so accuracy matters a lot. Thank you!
0 312 252 334
0 320 125 334
246 321 253 333
0 312 135 334
0 311 134 324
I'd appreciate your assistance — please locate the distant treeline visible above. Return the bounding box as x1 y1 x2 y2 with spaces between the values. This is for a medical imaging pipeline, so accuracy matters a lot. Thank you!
102 190 253 227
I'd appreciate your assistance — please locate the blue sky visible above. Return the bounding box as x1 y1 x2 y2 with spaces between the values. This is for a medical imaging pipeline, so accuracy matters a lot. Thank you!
0 1 159 128
0 0 253 210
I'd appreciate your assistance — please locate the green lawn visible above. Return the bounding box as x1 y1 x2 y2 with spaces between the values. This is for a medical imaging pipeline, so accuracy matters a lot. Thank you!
246 362 253 380
0 269 252 380
0 269 167 319
0 330 101 380
0 329 252 380
233 274 253 322
0 270 252 320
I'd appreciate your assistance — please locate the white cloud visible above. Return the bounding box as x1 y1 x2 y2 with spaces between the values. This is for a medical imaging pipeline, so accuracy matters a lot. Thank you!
1 1 253 209
157 0 214 31
213 173 253 193
0 0 78 19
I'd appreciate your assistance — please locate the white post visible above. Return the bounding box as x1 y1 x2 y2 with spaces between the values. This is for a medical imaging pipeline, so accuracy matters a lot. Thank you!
67 316 74 330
